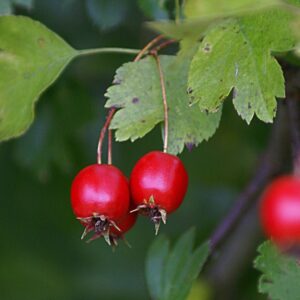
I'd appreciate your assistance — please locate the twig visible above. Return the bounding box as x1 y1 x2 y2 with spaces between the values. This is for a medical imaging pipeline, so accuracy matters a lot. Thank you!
209 103 288 252
152 52 169 153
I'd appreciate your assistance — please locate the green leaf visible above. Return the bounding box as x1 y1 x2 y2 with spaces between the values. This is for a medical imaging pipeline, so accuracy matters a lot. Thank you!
148 0 280 40
254 241 300 300
0 16 77 142
188 8 296 123
145 229 210 300
170 242 209 300
147 18 213 40
146 235 170 300
285 0 300 6
105 52 221 154
162 228 197 299
86 0 128 30
184 0 280 19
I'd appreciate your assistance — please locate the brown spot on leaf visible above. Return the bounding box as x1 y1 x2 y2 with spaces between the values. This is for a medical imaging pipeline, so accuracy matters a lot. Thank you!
132 97 139 104
203 43 211 53
187 87 193 94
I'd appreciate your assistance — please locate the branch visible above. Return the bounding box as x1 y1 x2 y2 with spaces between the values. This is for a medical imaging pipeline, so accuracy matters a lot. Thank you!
209 103 288 252
284 64 300 175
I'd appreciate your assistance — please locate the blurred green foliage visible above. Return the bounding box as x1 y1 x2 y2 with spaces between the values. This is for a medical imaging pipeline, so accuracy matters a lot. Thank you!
0 0 272 299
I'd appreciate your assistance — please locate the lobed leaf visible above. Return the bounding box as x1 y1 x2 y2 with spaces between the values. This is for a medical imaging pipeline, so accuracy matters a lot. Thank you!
148 0 281 40
184 0 280 19
188 8 296 123
254 241 300 300
105 52 221 154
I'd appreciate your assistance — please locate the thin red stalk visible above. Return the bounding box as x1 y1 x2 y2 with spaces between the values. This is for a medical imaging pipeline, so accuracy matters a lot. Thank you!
152 52 169 153
97 34 174 164
151 39 177 53
108 129 112 165
97 108 116 164
134 34 164 62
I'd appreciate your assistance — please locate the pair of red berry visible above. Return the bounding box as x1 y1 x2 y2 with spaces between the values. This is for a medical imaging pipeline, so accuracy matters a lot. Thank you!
71 151 188 246
260 175 300 248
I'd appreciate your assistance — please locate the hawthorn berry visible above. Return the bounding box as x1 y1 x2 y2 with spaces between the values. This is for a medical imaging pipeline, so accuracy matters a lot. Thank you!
71 164 130 244
130 151 188 233
260 175 300 247
109 211 137 246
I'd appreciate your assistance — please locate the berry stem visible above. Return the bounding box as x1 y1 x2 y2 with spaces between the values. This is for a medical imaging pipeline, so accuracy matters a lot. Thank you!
97 108 116 164
77 47 140 57
152 52 169 153
108 129 113 165
97 35 174 162
134 35 164 62
151 39 177 53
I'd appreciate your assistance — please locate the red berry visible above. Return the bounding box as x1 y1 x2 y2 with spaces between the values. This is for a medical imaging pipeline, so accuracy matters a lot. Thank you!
260 175 300 246
129 151 188 233
110 211 137 237
71 164 130 244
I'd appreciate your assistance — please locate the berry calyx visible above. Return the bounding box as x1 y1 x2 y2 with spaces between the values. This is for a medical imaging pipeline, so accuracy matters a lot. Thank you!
260 175 300 247
130 151 188 233
82 211 137 247
71 164 130 245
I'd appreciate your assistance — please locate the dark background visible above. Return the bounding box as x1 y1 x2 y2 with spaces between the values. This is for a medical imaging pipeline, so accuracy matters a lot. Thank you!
0 1 274 299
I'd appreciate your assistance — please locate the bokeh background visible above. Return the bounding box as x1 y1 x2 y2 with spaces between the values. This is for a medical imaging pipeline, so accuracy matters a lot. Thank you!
0 1 275 299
